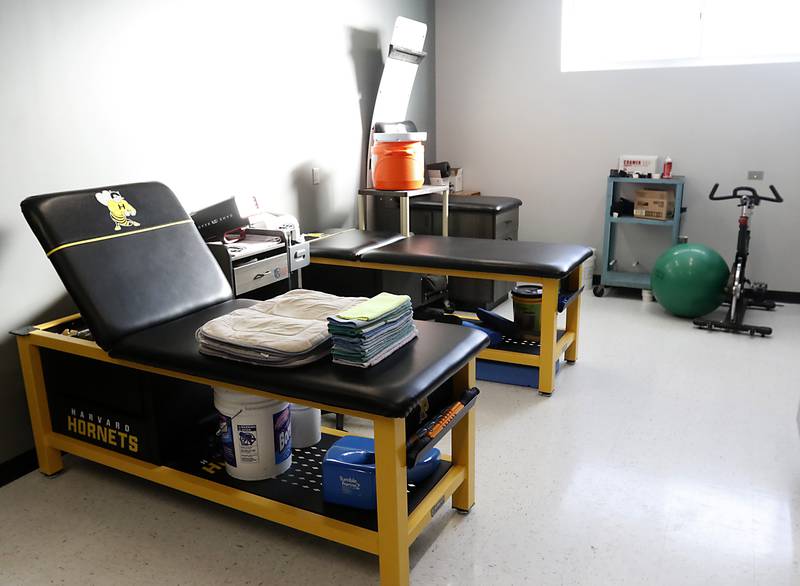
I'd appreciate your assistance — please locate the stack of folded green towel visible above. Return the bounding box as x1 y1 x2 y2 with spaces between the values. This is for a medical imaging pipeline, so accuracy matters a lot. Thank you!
328 292 417 368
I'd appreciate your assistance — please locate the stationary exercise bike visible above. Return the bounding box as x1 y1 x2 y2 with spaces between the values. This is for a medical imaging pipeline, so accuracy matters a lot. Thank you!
693 183 784 336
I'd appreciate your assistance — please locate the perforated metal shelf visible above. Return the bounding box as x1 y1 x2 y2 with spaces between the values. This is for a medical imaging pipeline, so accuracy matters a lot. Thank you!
481 329 568 356
170 432 451 531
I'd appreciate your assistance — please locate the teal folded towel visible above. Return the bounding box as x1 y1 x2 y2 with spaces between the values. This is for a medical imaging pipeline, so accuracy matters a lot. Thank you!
328 292 416 368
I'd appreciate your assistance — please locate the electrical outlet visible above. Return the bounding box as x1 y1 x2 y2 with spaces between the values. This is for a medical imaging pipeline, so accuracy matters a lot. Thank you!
747 170 764 181
312 167 320 185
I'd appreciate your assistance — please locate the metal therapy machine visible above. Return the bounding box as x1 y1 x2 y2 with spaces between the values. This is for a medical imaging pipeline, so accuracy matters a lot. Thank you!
15 181 488 585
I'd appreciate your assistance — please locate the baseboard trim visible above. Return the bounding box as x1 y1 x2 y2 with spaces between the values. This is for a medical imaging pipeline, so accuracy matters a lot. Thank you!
0 449 38 488
590 275 798 304
767 290 800 304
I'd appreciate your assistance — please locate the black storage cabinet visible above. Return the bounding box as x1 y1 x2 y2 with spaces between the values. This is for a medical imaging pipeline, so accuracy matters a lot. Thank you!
40 348 216 465
369 194 522 310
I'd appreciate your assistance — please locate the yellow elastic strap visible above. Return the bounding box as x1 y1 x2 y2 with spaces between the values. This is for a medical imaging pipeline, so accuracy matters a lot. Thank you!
46 219 194 257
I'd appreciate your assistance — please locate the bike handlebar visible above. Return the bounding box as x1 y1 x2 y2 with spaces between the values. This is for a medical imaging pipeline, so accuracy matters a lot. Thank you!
766 185 784 203
708 183 784 204
708 183 737 201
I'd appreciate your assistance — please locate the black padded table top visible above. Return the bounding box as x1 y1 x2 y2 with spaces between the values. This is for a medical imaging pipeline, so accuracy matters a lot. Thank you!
308 229 405 260
361 235 593 279
110 299 489 418
410 194 522 213
21 182 233 350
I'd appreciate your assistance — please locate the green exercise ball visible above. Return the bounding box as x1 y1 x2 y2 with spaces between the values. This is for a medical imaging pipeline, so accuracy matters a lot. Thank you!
651 243 729 318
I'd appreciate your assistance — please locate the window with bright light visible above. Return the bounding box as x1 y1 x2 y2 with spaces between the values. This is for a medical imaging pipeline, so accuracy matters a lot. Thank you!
561 0 800 72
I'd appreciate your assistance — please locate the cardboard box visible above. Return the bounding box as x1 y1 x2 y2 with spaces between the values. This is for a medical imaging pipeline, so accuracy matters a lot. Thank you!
428 167 463 193
634 189 674 220
619 155 658 175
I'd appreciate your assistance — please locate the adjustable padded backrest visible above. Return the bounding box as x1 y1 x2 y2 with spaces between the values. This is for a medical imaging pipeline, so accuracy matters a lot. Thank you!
21 182 233 350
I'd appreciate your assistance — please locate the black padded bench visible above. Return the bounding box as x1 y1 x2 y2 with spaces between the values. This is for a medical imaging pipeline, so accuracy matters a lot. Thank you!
307 229 406 261
361 234 591 279
15 183 487 586
310 230 593 394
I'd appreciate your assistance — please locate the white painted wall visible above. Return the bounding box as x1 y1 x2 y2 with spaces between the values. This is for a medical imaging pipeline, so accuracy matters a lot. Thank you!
436 0 800 289
0 0 435 463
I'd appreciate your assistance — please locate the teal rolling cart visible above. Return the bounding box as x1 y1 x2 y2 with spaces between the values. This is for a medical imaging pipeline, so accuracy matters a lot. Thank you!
594 176 685 297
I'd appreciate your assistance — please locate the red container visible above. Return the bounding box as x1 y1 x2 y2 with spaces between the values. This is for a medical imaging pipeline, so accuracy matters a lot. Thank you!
371 134 426 190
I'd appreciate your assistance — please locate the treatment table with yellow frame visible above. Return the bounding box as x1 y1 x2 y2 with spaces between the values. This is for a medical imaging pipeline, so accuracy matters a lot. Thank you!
308 230 593 394
17 182 489 585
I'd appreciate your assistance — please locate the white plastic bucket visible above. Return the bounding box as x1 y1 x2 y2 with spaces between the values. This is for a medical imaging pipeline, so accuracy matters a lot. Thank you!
214 387 291 481
373 131 428 143
290 404 321 448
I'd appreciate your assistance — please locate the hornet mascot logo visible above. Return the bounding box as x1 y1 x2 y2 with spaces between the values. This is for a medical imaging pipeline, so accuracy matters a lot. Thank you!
95 190 140 231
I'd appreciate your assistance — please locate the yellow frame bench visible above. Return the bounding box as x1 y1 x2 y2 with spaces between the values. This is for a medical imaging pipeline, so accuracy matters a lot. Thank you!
17 314 478 586
309 232 589 395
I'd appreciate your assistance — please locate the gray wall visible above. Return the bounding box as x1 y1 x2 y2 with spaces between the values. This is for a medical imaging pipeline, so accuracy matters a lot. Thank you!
0 0 435 464
435 0 800 289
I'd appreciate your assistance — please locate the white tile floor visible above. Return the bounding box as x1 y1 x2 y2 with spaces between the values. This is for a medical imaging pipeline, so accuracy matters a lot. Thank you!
2 294 799 585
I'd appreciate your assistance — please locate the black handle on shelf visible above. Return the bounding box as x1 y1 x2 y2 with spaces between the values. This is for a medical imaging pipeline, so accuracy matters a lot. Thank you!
406 387 480 467
558 287 584 312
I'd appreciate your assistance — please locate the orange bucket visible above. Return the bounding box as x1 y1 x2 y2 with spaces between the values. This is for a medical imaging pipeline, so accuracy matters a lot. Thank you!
372 135 426 190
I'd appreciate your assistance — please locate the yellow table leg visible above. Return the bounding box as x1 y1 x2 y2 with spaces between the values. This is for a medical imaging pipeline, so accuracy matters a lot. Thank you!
538 278 560 395
17 338 63 475
452 360 475 512
565 265 583 363
374 416 409 586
